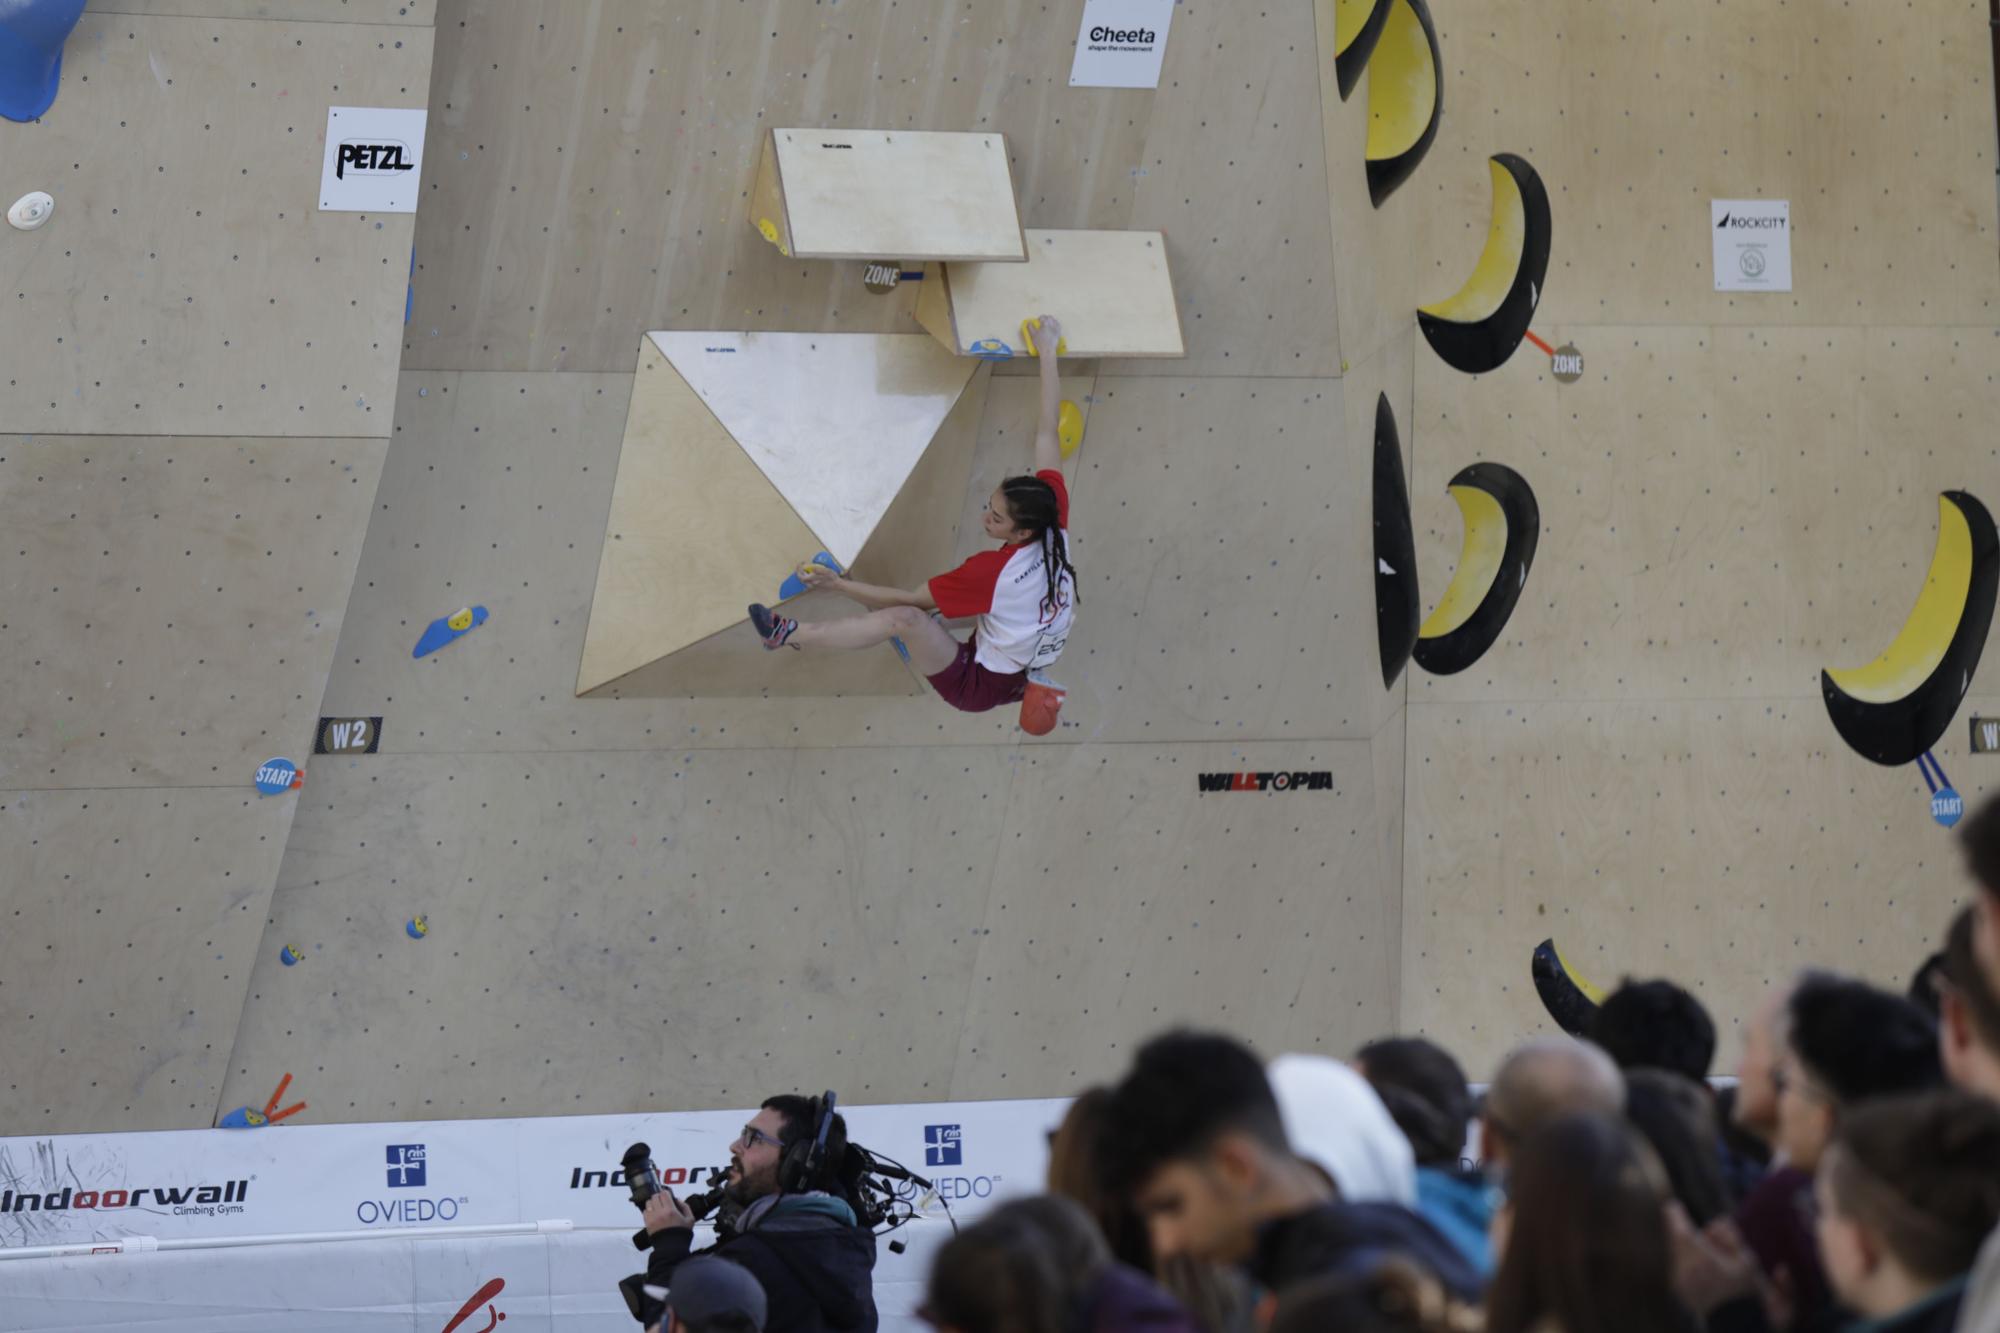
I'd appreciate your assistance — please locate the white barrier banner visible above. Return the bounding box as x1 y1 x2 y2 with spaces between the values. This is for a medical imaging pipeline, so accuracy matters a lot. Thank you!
0 1224 991 1332
0 1097 1063 1249
0 1097 1069 1330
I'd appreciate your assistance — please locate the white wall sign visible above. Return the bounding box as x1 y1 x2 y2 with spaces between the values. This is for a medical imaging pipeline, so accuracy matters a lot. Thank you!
320 106 428 212
1711 199 1791 292
1069 0 1177 89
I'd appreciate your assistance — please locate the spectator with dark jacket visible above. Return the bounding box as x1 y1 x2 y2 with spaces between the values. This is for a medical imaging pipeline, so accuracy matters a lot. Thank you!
1626 1069 1734 1227
1592 978 1764 1206
1485 1113 1702 1333
1939 906 2000 1102
643 1096 876 1333
1355 1036 1497 1276
1046 1090 1255 1333
1812 1091 2000 1333
920 1194 1198 1333
1099 1031 1482 1314
1734 975 1941 1332
1590 978 1719 1081
1954 792 2000 1333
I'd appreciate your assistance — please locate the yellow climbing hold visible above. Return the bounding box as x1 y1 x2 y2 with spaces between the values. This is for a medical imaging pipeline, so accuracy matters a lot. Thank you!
447 607 475 632
1058 400 1084 458
1020 317 1068 358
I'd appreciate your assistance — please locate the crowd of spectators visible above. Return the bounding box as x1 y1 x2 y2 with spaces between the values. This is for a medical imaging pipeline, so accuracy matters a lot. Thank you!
655 793 2000 1333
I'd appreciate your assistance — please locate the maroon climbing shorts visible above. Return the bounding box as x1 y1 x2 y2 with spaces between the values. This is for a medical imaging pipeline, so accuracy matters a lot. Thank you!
927 637 1028 713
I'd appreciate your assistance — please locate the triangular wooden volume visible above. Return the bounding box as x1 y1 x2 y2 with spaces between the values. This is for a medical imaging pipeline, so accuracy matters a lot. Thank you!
577 336 985 697
648 332 979 567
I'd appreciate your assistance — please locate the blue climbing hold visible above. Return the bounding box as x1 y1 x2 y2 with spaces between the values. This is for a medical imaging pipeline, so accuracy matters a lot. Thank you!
778 552 844 601
0 0 88 123
413 605 488 658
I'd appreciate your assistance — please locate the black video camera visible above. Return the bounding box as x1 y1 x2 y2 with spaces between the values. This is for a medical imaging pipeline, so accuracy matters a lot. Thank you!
621 1142 728 1252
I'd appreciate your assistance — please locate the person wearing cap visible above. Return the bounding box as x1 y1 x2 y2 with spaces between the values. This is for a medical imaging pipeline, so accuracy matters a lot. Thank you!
752 314 1076 735
645 1255 769 1333
1099 1030 1482 1318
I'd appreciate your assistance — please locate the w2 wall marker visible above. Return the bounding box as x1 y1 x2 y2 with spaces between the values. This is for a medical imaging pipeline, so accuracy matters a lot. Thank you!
316 716 384 755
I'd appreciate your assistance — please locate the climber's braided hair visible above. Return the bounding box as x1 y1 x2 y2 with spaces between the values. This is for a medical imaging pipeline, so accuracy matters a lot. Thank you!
1001 475 1079 616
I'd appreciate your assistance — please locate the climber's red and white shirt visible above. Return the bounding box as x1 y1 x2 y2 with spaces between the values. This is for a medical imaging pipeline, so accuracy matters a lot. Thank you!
928 470 1076 673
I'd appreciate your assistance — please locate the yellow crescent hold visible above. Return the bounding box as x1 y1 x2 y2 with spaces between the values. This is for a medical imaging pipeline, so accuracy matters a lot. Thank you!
1826 495 1974 703
1821 491 2000 768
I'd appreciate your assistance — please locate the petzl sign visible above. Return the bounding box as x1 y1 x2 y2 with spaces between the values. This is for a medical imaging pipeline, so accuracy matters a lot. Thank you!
320 106 427 212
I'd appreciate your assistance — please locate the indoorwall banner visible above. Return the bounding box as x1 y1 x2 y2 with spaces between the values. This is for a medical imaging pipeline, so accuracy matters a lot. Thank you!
0 1097 1068 1330
0 1097 1065 1248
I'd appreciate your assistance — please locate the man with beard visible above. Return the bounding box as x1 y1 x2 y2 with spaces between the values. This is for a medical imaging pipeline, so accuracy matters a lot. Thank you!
640 1096 878 1333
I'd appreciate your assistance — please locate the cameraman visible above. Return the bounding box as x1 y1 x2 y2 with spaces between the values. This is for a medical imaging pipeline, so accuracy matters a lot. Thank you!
643 1097 878 1333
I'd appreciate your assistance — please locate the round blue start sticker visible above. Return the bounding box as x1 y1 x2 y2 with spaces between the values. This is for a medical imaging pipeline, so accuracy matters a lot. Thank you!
254 757 301 796
1932 787 1965 828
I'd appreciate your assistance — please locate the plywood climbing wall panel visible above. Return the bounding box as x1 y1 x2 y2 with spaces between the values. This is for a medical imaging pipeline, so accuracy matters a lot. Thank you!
917 230 1185 360
0 787 295 1135
750 128 1026 262
0 435 387 789
0 13 432 438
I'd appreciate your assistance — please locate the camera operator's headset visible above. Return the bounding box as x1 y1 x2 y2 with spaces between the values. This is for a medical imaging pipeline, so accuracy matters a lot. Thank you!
778 1090 838 1194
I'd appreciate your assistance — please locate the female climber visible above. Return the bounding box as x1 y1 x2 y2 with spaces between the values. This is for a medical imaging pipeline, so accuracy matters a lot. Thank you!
749 314 1078 729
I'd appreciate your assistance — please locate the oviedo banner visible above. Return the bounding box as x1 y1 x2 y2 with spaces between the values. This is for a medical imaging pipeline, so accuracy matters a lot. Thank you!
0 1096 1069 1250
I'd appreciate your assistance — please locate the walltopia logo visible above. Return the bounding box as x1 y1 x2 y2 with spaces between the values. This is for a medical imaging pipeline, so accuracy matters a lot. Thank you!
1197 771 1336 793
2 1180 248 1215
1715 212 1785 230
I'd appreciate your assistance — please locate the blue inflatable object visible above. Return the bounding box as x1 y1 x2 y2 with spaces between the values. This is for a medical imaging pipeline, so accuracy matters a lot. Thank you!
0 0 88 123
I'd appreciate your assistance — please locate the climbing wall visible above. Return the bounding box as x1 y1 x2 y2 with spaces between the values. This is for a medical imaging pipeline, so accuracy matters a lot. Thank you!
1400 0 2000 1072
214 0 1421 1122
0 9 431 1131
12 0 1993 1137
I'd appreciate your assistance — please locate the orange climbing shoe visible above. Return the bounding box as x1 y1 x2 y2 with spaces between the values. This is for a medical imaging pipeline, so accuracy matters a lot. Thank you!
1020 671 1066 735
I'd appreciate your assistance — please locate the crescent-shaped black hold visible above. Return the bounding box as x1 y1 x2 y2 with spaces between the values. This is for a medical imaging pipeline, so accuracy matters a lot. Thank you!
1335 0 1394 101
1373 393 1420 690
1418 155 1553 376
1413 463 1541 675
1822 490 2000 767
1531 938 1602 1038
1365 0 1443 209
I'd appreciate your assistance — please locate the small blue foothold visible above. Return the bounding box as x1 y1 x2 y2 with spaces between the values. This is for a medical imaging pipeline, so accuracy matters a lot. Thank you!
890 636 911 663
280 944 304 966
414 605 488 658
